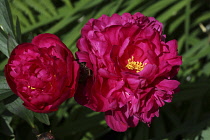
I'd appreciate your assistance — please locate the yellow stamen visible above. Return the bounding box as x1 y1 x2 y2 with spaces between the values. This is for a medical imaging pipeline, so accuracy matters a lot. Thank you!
28 86 36 90
125 56 147 72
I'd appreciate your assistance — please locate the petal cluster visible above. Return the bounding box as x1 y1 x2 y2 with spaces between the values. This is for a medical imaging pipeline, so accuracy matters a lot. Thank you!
75 13 182 131
5 33 79 113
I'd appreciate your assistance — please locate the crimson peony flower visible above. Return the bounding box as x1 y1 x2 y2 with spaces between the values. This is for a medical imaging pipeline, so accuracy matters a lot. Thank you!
5 33 79 113
75 13 182 132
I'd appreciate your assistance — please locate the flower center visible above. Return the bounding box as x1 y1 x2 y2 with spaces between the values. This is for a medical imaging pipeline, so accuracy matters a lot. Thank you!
125 56 147 72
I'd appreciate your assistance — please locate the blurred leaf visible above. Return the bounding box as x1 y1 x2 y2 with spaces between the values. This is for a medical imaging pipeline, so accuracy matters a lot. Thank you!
133 123 149 140
0 115 14 137
168 3 201 34
196 127 210 140
24 0 52 18
119 0 144 14
142 1 175 17
152 115 167 139
53 106 105 139
173 80 210 102
192 12 210 27
203 62 210 76
162 106 181 128
12 0 36 25
34 112 50 125
157 0 187 23
4 96 35 128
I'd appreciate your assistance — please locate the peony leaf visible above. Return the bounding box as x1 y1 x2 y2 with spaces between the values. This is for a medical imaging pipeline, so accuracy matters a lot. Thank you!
133 123 149 140
7 34 18 56
4 96 35 128
0 76 14 101
0 0 18 57
0 90 13 101
0 101 5 115
203 62 210 76
0 115 14 137
15 17 22 44
197 127 210 140
152 115 167 139
34 112 50 125
0 27 9 57
0 0 15 38
0 76 10 90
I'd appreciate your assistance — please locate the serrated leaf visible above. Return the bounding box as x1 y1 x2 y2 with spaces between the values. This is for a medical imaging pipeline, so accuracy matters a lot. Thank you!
34 112 50 125
4 96 35 128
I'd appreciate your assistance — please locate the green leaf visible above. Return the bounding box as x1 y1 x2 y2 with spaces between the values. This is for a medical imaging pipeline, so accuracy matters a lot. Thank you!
0 101 5 114
24 0 52 17
203 62 210 76
133 123 149 140
0 115 14 137
4 96 35 128
7 34 18 56
157 1 187 23
15 17 22 44
197 127 210 140
0 90 13 101
12 0 36 24
0 76 10 89
142 0 175 17
152 115 167 139
0 27 9 57
119 0 144 14
40 0 57 16
0 58 8 71
0 0 15 38
0 0 18 57
34 112 50 125
173 80 210 102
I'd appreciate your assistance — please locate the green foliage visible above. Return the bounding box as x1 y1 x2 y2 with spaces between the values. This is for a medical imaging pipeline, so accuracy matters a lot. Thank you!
0 0 210 139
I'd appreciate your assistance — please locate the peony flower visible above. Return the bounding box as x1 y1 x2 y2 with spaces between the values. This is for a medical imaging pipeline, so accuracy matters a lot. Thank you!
5 33 79 113
75 13 182 132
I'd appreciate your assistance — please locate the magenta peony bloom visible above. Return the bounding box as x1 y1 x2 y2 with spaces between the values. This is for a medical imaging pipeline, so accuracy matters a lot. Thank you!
75 13 182 132
5 33 79 113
